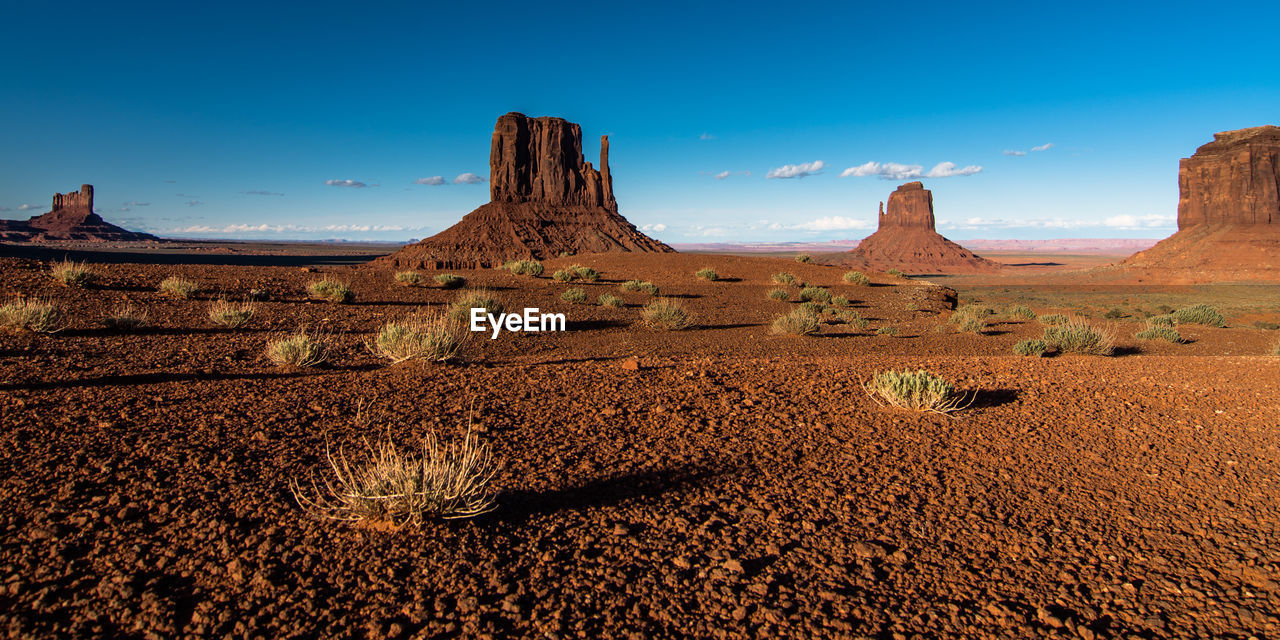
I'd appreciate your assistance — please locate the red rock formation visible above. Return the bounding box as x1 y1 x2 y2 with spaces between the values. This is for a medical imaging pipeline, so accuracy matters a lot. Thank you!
0 184 160 243
839 182 1000 274
380 113 672 269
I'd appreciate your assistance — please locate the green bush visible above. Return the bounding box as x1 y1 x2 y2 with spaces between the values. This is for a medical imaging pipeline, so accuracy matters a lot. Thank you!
620 280 659 295
159 276 199 299
506 260 544 276
552 269 575 282
208 299 255 328
103 303 148 330
695 268 718 281
771 272 797 287
563 264 599 282
799 286 832 304
50 259 96 287
598 293 624 308
0 298 62 333
771 307 821 336
1012 339 1048 356
267 330 328 367
1136 326 1182 343
434 274 466 290
829 295 850 308
839 309 869 330
640 298 693 331
1038 313 1068 326
799 301 826 316
794 254 811 263
395 271 425 286
843 271 870 286
887 269 904 277
1172 304 1225 327
371 311 467 363
767 288 789 301
448 289 504 322
876 326 898 336
1043 319 1113 355
561 288 588 304
864 369 968 413
956 315 987 334
1008 305 1036 319
308 278 355 303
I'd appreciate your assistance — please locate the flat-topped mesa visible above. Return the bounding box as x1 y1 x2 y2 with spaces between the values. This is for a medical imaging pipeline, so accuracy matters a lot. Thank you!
489 112 617 211
1178 125 1280 228
51 184 94 213
879 181 935 230
0 183 161 242
29 184 108 233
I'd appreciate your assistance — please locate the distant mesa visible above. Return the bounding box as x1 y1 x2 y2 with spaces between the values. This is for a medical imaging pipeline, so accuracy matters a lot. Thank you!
1123 126 1280 277
0 184 160 243
379 112 673 269
837 181 1000 274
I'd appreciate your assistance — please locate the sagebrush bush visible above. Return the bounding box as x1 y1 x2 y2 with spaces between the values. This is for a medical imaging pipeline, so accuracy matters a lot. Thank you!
565 264 599 282
1148 314 1176 327
1043 319 1113 355
843 271 870 286
1038 313 1068 326
308 278 355 303
372 311 466 363
267 330 328 367
505 260 544 276
640 298 693 331
394 271 425 287
598 293 624 308
0 298 62 333
1012 339 1048 356
620 280 658 295
561 288 588 304
956 314 987 334
1104 308 1126 319
771 272 797 287
840 309 869 330
448 289 503 322
876 326 899 336
434 274 466 289
1172 304 1225 327
159 276 199 299
50 259 96 286
771 307 821 336
208 299 255 328
830 295 850 308
799 286 832 304
103 303 148 330
794 254 811 263
695 268 718 281
887 269 904 277
291 427 497 524
767 288 789 301
864 369 969 413
799 301 825 316
1136 326 1182 343
552 269 574 282
1008 305 1036 319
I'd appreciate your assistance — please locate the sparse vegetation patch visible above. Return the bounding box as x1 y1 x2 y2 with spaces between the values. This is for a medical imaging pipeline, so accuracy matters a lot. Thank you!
448 289 504 322
640 298 693 331
695 268 718 281
1136 326 1183 343
372 311 467 363
843 271 870 286
267 330 328 367
505 260 544 276
799 286 832 304
767 288 789 301
159 276 199 299
395 271 425 287
876 326 899 336
771 273 797 287
598 293 624 308
51 259 96 287
561 288 588 304
1008 305 1036 319
1038 313 1068 326
620 280 659 295
1042 319 1114 356
864 369 969 413
1012 339 1048 357
434 274 466 289
0 298 62 333
208 299 256 328
1172 304 1225 327
771 307 821 336
308 278 355 304
794 254 811 263
103 303 148 330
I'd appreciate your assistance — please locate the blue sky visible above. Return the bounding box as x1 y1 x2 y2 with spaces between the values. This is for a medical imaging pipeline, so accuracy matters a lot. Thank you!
2 1 1277 243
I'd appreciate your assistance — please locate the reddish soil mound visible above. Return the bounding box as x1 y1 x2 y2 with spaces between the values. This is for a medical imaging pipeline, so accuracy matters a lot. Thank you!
379 113 671 269
0 185 160 243
834 182 1000 274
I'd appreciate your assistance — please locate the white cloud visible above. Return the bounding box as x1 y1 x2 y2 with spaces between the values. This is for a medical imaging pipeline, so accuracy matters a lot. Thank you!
1003 150 1028 156
453 172 485 184
1103 214 1175 229
1031 143 1054 152
926 162 982 178
937 213 1174 231
16 203 41 211
840 161 981 179
714 171 730 180
172 223 428 234
325 179 368 188
789 216 873 231
700 133 715 141
640 223 667 232
414 176 446 186
766 160 824 179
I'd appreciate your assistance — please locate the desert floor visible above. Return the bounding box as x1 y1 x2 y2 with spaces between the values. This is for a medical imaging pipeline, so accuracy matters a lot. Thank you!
1 248 1278 639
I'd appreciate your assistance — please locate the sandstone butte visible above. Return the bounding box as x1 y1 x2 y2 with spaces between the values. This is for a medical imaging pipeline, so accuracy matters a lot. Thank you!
379 113 673 269
1123 125 1280 279
0 184 160 243
839 182 1000 274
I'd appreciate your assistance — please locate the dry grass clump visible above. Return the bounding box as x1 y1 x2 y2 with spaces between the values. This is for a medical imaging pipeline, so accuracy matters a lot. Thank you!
1012 339 1048 357
598 293 624 308
394 271 425 287
695 268 718 281
50 259 97 286
555 264 599 282
0 298 62 333
887 269 905 277
291 427 498 524
159 276 199 299
208 299 256 328
830 295 850 307
103 303 148 330
1271 339 1280 356
640 297 693 331
794 254 811 263
372 311 467 363
771 307 821 336
561 288 588 304
267 330 328 367
1038 313 1068 326
839 309 869 330
1042 319 1114 355
1008 305 1036 319
771 272 797 287
552 269 575 282
955 314 987 334
1147 314 1175 327
308 278 355 303
503 259 544 276
843 271 870 286
620 280 659 295
433 274 466 290
876 326 899 336
447 289 504 322
1172 304 1225 327
864 369 970 413
767 288 789 301
799 286 832 304
1136 326 1182 343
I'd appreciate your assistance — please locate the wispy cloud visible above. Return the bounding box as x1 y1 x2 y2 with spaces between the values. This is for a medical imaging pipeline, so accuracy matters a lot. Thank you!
16 203 41 211
938 213 1174 231
640 223 667 232
785 216 873 232
1005 143 1054 156
123 200 150 206
699 133 715 141
453 172 485 184
0 206 11 212
1031 143 1054 152
1102 214 1174 229
1002 150 1028 156
840 161 981 179
187 200 203 207
766 161 824 179
176 193 198 198
240 190 283 196
325 179 368 188
172 223 429 234
414 176 446 186
712 170 752 180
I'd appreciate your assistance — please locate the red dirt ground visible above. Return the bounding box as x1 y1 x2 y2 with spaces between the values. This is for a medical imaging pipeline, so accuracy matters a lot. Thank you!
1 251 1278 638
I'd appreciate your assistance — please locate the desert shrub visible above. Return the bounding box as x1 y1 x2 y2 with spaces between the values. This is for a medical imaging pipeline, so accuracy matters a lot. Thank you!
1042 319 1114 355
103 303 148 330
372 311 467 363
887 269 904 277
830 296 850 308
560 288 588 304
953 304 995 319
267 330 328 367
771 307 821 336
1038 313 1068 326
0 298 62 333
1136 326 1182 343
842 271 870 286
50 259 96 286
1147 314 1175 327
864 369 969 413
794 254 811 263
1252 321 1279 330
1008 305 1036 319
598 293 624 308
640 298 693 331
799 286 832 304
507 260 544 276
620 280 659 295
567 264 599 282
291 428 497 524
1172 304 1225 327
771 272 797 287
1272 339 1280 356
1104 308 1126 319
448 289 504 322
956 314 987 334
876 326 898 336
767 288 789 301
552 269 574 282
1012 339 1048 356
395 271 425 287
159 276 199 299
839 309 869 330
799 301 826 316
208 299 255 328
308 278 355 304
695 268 718 281
434 274 466 289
